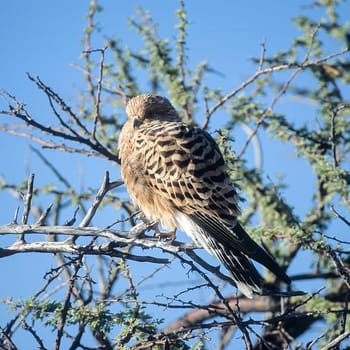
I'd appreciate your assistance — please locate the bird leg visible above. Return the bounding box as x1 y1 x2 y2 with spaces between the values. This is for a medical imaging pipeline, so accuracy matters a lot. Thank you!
152 223 176 241
136 212 176 240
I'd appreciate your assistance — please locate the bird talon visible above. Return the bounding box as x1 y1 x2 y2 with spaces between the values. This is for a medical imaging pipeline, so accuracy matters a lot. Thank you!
135 212 157 233
155 231 176 241
136 212 148 222
153 224 176 241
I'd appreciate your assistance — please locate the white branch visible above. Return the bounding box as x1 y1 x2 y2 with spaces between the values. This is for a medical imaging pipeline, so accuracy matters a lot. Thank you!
0 223 195 263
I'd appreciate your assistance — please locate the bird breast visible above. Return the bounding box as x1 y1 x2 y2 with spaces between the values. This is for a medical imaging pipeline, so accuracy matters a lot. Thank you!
118 120 179 230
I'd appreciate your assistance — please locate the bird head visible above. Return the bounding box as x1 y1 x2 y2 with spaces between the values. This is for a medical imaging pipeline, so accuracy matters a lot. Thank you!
126 94 180 127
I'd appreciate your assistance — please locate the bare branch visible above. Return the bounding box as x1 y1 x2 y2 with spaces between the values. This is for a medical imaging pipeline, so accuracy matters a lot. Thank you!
164 295 278 334
167 251 253 348
258 39 266 71
54 256 82 350
205 48 348 120
330 205 350 227
320 331 350 350
0 88 119 163
0 126 56 148
21 320 46 350
238 66 302 158
0 326 18 350
70 63 128 100
26 74 90 136
325 245 350 289
79 171 123 228
35 203 53 226
11 206 20 225
185 249 236 285
17 174 35 242
30 146 73 189
83 0 99 107
0 237 169 264
91 47 108 140
330 106 339 168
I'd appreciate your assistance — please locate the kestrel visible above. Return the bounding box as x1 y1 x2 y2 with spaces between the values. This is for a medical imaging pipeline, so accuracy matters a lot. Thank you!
118 93 291 298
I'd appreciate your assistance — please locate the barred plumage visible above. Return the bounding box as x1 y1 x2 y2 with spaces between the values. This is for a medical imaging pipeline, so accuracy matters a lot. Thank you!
118 93 291 298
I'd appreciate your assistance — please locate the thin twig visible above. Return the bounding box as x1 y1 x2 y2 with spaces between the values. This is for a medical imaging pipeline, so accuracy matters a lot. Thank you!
185 250 236 286
11 206 20 225
330 107 339 168
170 251 253 349
79 171 121 228
53 257 82 350
30 146 71 188
258 39 266 71
0 326 18 350
70 63 127 99
27 74 90 136
46 92 86 139
64 207 80 226
18 174 35 242
83 0 98 106
0 88 119 162
205 48 348 120
0 126 55 148
325 245 350 289
91 47 108 141
238 66 302 159
329 205 350 227
22 320 47 350
306 329 328 349
35 203 53 226
320 331 350 350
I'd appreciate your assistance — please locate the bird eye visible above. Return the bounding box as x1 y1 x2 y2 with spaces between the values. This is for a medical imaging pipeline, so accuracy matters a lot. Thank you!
133 117 142 129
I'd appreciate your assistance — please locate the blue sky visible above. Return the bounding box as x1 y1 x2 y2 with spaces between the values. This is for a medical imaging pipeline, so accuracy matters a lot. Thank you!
1 1 349 348
0 0 326 205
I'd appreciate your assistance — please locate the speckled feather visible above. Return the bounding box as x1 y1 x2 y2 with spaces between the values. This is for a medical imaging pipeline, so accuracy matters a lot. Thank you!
118 94 290 298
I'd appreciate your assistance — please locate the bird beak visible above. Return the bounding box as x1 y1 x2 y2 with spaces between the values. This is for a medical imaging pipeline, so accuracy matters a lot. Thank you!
133 117 142 129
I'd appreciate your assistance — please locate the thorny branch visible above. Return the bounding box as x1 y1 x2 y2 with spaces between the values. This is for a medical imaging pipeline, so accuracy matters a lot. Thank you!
18 173 34 242
2 174 346 348
0 4 349 348
237 65 302 159
54 257 82 350
21 320 46 350
205 47 348 124
0 82 119 163
167 251 254 349
237 26 341 159
330 205 350 227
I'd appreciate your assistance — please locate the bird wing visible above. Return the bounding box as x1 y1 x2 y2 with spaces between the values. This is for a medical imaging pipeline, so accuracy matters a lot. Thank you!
137 120 242 241
136 120 290 285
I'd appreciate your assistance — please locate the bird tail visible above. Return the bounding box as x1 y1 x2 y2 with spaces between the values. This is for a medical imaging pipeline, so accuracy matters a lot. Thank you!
177 212 291 298
176 212 264 298
212 242 264 298
233 223 291 285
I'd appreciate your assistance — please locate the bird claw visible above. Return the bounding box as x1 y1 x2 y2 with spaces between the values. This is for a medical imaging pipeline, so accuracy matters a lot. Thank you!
152 223 176 241
155 230 176 241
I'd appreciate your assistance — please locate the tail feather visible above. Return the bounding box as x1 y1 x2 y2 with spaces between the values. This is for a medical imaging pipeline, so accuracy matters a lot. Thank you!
233 223 291 285
176 212 291 298
213 243 263 298
176 212 264 298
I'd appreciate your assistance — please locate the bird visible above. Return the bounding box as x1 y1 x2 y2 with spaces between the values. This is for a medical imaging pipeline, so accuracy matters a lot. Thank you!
118 93 291 298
